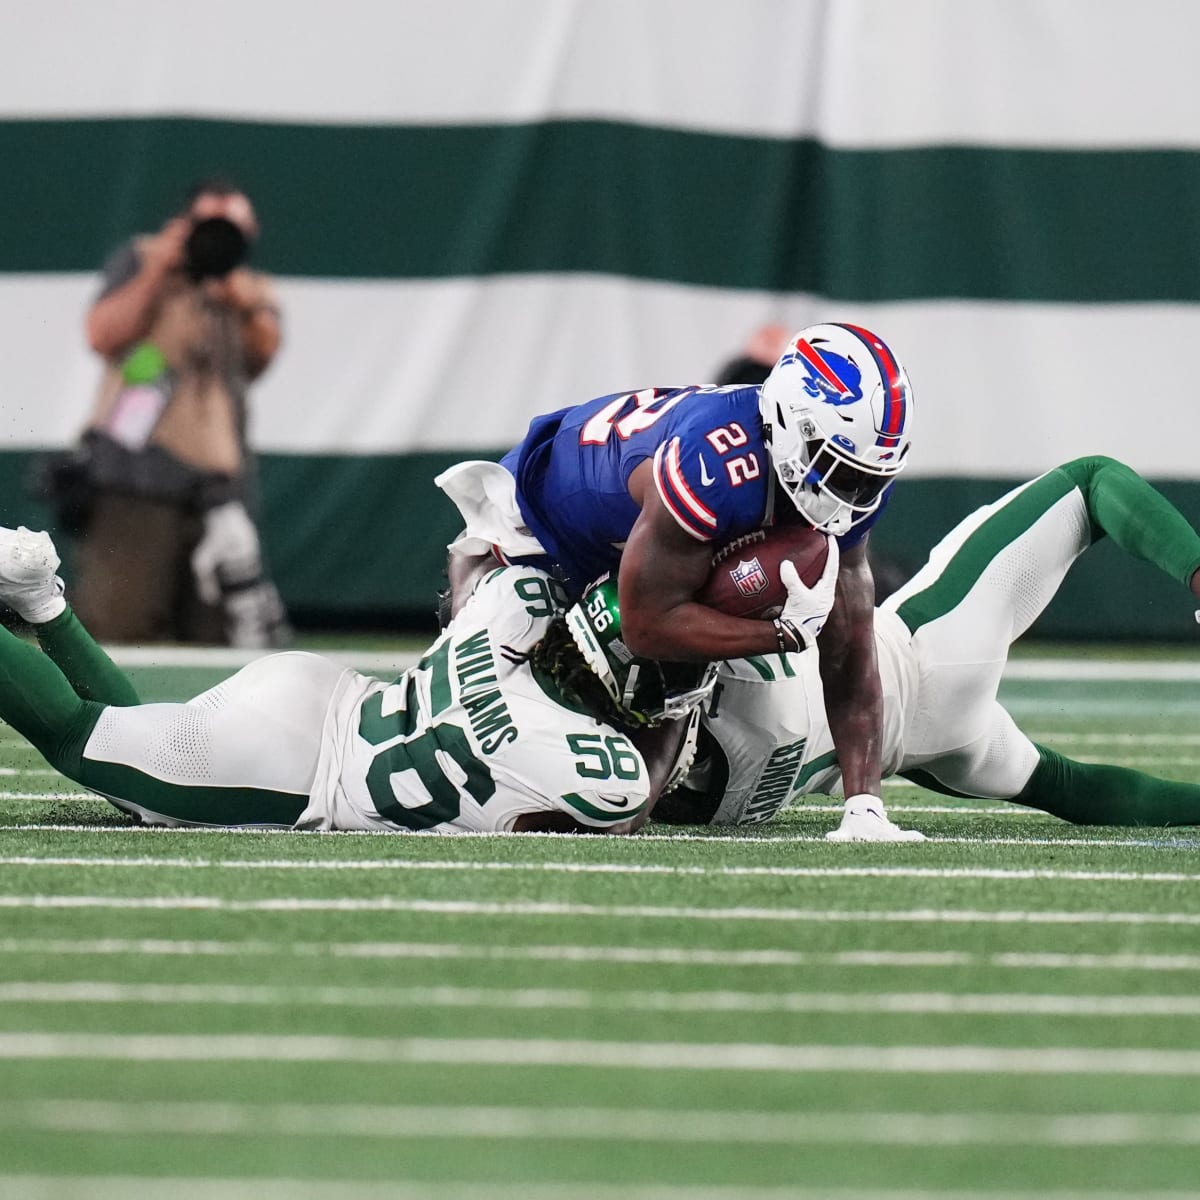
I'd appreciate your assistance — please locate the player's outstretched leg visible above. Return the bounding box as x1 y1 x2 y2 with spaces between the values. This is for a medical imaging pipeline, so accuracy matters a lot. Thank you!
1058 455 1200 594
887 455 1200 651
1015 744 1200 827
0 610 104 779
888 457 1200 825
0 526 139 706
1017 459 1200 824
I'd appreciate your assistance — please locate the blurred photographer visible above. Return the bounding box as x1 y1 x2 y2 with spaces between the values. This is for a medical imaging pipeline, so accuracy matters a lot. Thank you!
62 178 290 646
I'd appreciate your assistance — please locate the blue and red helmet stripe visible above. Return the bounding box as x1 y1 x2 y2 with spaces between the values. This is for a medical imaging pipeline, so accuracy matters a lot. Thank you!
794 337 855 400
832 323 909 448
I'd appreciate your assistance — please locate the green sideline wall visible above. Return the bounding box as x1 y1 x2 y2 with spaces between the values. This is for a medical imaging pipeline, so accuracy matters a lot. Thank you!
4 1 1199 637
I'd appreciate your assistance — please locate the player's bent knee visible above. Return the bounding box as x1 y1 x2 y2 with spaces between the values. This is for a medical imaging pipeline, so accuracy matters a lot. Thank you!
1055 454 1126 493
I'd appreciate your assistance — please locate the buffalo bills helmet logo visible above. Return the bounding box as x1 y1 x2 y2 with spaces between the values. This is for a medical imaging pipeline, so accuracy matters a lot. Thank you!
780 337 863 408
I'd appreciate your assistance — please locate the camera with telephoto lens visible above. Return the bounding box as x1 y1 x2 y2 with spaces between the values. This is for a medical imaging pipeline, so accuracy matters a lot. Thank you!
184 217 250 281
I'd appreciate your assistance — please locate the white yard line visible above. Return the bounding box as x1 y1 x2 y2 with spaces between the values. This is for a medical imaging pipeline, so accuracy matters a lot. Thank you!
1 980 1197 1018
2 856 1197 884
98 646 419 672
0 895 1196 925
1003 660 1200 681
2 1033 1200 1075
2 937 1199 973
0 794 92 802
7 823 1199 852
1075 755 1200 767
5 1100 1200 1147
1 1179 1190 1200
0 807 1065 822
1029 732 1200 745
71 642 1200 682
87 643 1200 682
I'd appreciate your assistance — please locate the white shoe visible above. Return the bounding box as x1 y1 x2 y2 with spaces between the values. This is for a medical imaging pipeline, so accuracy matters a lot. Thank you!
0 526 66 624
825 795 927 843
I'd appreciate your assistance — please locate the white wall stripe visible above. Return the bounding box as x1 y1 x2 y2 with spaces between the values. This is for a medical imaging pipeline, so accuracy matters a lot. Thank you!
2 981 1197 1019
1 1033 1199 1075
3 937 1199 973
9 274 1200 477
3 0 1199 149
0 895 1195 926
6 1100 1200 1148
3 857 1196 884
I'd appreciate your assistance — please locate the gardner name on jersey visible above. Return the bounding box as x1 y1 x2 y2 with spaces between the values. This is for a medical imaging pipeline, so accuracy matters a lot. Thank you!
300 567 651 833
670 607 917 826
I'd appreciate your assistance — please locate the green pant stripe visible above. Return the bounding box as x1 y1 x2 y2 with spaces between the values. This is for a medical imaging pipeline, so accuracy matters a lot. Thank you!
795 750 838 792
894 469 1077 635
80 759 308 827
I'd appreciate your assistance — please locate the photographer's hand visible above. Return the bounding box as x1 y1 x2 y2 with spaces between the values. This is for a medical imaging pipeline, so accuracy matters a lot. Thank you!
86 219 190 358
206 269 282 377
204 268 260 311
143 218 190 277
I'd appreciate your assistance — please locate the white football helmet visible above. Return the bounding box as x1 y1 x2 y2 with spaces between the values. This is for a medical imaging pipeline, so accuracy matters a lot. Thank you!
564 575 717 727
758 323 914 535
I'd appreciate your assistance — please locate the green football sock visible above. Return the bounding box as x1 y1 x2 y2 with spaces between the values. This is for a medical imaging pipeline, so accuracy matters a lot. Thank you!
1058 456 1200 587
0 621 101 775
32 606 140 706
1016 744 1200 827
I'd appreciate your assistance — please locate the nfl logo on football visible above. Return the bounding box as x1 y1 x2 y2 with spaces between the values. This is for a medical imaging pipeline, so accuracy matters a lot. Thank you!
730 557 769 598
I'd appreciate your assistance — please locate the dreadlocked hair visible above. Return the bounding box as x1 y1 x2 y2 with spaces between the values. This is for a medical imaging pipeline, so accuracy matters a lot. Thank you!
514 616 628 728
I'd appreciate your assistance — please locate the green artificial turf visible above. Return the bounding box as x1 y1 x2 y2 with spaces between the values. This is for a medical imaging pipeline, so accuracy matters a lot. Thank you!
0 659 1197 1198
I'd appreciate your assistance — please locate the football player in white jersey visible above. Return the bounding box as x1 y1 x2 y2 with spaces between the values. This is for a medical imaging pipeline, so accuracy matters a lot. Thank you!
656 456 1200 839
0 529 706 834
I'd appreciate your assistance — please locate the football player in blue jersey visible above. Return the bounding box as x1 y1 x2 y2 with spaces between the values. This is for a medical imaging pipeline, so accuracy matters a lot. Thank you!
437 322 916 841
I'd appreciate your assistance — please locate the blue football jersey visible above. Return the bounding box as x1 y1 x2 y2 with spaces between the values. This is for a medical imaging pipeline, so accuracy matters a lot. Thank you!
501 384 884 593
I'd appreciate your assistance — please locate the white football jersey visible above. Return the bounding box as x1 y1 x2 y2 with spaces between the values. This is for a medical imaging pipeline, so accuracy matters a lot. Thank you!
685 608 918 824
301 567 650 833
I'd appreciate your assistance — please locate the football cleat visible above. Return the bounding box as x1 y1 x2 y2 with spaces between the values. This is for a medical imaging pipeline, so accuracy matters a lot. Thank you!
0 526 66 624
825 794 926 843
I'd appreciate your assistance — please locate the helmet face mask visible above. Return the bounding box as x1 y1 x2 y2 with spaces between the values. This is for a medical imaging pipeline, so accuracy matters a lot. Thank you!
564 575 717 727
760 323 913 535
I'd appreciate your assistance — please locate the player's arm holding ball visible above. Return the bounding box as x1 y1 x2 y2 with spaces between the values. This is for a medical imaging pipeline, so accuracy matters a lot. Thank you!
778 535 839 649
618 461 835 662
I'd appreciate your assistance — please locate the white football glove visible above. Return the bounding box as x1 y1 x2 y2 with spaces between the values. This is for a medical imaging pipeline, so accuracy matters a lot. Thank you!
777 535 839 651
825 794 927 843
190 500 264 606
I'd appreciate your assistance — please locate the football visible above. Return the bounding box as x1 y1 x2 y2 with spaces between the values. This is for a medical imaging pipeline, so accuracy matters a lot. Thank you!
698 525 830 620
